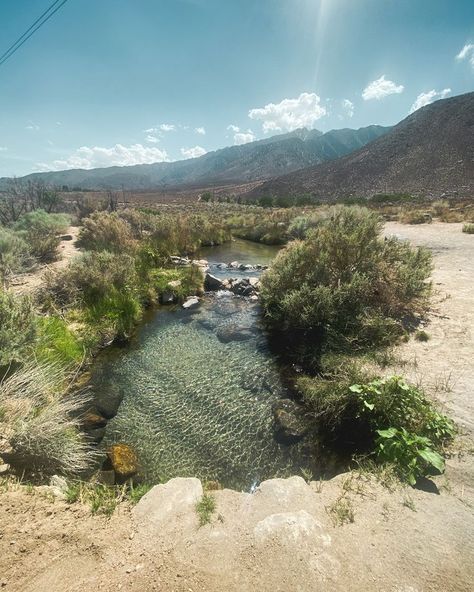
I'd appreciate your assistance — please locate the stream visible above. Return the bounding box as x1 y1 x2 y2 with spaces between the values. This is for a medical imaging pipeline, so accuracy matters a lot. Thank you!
90 239 315 490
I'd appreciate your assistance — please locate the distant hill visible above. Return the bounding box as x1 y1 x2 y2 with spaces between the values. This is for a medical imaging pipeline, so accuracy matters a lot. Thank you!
244 93 474 201
0 125 389 191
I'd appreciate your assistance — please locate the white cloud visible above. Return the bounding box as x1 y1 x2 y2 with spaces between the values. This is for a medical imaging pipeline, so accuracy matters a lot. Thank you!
160 123 175 132
35 144 170 171
362 75 404 100
234 130 256 145
248 92 327 133
456 43 474 68
180 145 207 159
409 88 451 113
195 126 206 135
25 122 40 131
146 134 160 144
227 124 240 132
342 99 354 118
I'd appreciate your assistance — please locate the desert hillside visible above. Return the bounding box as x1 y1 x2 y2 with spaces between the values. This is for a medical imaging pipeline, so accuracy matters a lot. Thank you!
245 93 474 201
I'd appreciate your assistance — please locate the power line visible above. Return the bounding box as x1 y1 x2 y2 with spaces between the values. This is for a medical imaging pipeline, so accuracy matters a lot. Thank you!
0 0 64 63
0 0 71 68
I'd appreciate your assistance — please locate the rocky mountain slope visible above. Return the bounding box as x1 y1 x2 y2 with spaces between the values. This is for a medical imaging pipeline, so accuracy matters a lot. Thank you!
245 92 474 201
0 126 389 191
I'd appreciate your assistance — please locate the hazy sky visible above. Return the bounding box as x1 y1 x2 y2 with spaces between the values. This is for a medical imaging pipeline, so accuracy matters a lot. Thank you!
0 0 473 177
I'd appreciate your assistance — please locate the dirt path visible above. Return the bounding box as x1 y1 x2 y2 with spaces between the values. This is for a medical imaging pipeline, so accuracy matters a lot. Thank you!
0 222 473 592
9 226 81 296
384 222 474 437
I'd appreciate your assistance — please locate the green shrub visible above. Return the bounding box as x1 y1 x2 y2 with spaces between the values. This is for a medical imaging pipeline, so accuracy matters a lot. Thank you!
260 207 432 369
462 223 474 234
0 227 31 282
376 428 445 485
14 210 70 262
42 251 142 340
287 213 325 240
151 266 204 301
0 291 36 370
77 211 137 253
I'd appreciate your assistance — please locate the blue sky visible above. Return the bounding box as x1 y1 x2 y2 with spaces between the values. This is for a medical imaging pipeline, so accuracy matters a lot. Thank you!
0 0 473 177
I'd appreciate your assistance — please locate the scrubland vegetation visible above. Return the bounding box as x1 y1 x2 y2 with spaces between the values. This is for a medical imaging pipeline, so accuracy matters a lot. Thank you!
0 181 467 491
260 206 455 484
0 182 231 479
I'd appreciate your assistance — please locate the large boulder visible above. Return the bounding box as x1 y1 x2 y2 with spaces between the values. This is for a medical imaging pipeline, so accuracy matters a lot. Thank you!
272 399 312 444
205 273 225 291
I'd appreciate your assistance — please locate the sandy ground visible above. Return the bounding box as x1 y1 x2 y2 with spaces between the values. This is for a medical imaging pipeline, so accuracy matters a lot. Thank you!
9 226 81 296
0 221 473 592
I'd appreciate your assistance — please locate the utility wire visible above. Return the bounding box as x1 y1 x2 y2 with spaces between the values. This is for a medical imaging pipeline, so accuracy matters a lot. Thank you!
0 0 71 68
0 0 64 63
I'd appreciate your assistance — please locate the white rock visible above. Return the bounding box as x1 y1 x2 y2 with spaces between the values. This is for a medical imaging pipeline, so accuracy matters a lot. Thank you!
134 477 203 528
254 510 331 547
182 297 200 309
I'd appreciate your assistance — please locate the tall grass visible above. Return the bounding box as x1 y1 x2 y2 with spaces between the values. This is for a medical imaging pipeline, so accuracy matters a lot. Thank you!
0 362 97 476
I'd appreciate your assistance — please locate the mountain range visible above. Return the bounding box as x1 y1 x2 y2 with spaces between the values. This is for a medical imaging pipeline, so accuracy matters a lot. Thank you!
0 125 389 191
245 92 474 201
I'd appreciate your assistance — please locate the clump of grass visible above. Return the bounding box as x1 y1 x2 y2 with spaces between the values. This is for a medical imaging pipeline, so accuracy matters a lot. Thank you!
327 495 354 526
195 493 216 527
0 362 97 477
64 481 149 516
415 330 430 342
462 223 474 234
128 483 152 505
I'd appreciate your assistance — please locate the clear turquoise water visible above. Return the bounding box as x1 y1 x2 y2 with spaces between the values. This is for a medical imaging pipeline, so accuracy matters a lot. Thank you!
90 240 314 490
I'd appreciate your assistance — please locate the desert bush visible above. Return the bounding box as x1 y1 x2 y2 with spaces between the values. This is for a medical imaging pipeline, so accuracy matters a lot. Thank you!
74 193 108 221
77 211 137 253
350 377 454 483
439 209 464 223
0 362 96 476
260 206 432 370
399 209 432 224
431 200 450 217
14 209 70 262
41 251 142 339
287 212 326 240
0 291 36 371
298 370 454 484
462 223 474 234
0 226 31 283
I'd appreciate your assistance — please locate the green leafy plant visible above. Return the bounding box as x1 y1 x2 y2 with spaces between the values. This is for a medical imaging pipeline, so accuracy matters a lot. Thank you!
376 428 444 485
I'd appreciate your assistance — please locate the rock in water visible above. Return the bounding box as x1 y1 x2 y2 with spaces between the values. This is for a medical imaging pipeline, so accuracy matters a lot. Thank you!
216 324 254 343
204 273 225 291
272 399 311 444
182 297 200 310
106 444 139 482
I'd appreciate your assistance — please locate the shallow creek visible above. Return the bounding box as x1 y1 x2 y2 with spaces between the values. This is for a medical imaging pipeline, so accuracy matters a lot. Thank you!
90 239 315 490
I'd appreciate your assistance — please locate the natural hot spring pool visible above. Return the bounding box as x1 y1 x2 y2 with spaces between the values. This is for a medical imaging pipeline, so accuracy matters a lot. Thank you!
89 240 315 490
